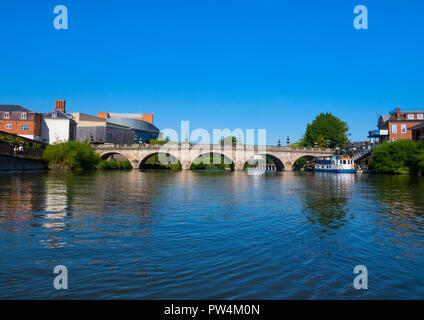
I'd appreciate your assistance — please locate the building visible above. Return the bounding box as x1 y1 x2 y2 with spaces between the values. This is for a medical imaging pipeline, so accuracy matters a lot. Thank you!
71 112 134 144
41 100 76 144
0 105 42 141
409 123 424 141
368 108 424 143
97 112 160 143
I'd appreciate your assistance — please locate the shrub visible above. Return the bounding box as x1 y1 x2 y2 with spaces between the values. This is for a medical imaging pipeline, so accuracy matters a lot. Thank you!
97 159 133 170
370 140 424 175
43 141 101 170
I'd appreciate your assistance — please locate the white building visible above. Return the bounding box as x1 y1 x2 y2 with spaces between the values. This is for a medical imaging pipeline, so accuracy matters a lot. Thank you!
41 105 76 144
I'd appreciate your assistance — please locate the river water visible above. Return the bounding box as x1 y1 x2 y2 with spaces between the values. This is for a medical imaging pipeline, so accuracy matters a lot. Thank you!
0 170 423 299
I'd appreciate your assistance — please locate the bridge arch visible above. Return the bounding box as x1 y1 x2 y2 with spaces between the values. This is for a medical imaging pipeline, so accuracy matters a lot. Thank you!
244 153 285 171
293 154 318 171
139 151 182 169
100 151 130 162
190 152 235 171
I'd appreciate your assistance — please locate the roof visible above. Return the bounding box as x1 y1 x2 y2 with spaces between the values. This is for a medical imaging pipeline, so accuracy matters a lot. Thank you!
0 105 32 112
43 110 74 121
106 118 160 133
109 113 143 118
381 115 391 122
409 123 424 130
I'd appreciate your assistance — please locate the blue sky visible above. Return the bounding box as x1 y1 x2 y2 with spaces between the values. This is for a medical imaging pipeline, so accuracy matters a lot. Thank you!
0 0 423 144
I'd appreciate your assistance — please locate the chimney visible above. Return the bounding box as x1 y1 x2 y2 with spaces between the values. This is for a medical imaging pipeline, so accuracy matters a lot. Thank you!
97 112 110 119
142 113 154 124
396 107 401 120
55 100 66 113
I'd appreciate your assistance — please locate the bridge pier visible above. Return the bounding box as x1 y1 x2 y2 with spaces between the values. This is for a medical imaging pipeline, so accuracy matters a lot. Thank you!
234 163 245 171
181 162 191 170
284 162 293 171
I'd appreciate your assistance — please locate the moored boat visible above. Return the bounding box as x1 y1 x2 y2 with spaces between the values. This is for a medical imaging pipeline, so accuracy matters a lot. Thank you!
314 155 356 173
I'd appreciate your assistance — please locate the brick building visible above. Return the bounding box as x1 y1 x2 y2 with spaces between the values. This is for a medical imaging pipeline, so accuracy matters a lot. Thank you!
410 123 424 141
0 105 42 141
369 108 424 143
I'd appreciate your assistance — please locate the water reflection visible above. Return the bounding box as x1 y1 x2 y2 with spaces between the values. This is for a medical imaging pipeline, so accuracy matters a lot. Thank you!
301 173 355 235
0 170 423 299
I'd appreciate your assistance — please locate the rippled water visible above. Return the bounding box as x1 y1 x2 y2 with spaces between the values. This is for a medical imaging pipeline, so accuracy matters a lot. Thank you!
0 170 423 299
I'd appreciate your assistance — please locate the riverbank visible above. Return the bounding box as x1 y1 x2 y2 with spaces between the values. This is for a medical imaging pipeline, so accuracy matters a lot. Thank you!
0 155 47 171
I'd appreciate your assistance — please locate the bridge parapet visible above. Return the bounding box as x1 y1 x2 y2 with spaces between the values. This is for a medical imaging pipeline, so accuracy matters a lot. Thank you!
94 143 334 153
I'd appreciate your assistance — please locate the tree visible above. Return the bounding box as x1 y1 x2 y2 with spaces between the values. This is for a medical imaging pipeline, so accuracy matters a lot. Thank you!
316 134 327 148
301 113 348 148
220 136 237 146
370 140 424 175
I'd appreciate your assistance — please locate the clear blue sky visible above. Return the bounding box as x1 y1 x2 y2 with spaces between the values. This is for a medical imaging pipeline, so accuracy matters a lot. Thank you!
1 0 423 144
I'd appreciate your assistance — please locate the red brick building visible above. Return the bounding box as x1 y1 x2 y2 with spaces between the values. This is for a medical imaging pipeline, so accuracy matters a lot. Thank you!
369 108 424 143
410 123 424 141
0 105 42 141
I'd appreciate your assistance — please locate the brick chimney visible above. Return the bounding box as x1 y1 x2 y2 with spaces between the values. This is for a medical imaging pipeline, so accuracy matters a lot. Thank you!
97 112 110 119
142 113 153 124
55 100 66 113
396 107 401 120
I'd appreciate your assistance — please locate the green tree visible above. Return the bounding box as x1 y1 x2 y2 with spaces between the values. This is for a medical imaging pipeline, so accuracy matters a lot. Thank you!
316 134 327 148
301 113 348 148
43 141 101 170
370 140 424 175
220 136 237 146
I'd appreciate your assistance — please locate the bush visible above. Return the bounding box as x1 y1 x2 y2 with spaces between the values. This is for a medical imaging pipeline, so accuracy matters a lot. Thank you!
370 140 424 175
43 141 101 170
97 159 133 170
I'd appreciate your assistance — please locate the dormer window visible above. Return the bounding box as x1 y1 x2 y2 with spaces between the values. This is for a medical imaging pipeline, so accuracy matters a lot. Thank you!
418 114 424 119
21 112 27 120
4 112 9 119
408 114 414 119
52 112 57 118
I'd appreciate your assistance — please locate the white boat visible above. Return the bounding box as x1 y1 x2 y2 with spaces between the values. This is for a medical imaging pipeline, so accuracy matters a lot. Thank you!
314 155 356 173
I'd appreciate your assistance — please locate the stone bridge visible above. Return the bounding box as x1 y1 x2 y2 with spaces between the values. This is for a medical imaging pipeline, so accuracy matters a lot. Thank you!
94 144 334 171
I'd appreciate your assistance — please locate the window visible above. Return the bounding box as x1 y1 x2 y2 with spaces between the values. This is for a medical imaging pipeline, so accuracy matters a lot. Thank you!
21 112 27 120
4 112 9 119
6 124 12 129
52 113 57 118
418 114 424 120
21 124 29 131
408 114 414 119
401 124 407 133
392 124 397 133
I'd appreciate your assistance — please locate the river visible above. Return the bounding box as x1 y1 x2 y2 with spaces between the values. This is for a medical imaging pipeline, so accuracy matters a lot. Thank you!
0 170 423 299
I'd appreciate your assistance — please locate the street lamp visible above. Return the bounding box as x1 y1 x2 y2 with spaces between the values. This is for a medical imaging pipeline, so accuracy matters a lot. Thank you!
286 136 290 146
277 139 281 148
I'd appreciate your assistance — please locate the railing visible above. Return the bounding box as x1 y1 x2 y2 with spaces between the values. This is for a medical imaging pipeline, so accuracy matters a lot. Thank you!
352 146 375 161
0 131 46 159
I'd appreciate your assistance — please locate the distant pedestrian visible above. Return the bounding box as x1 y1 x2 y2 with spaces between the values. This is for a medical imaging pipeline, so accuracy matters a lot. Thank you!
18 145 23 156
13 146 18 156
